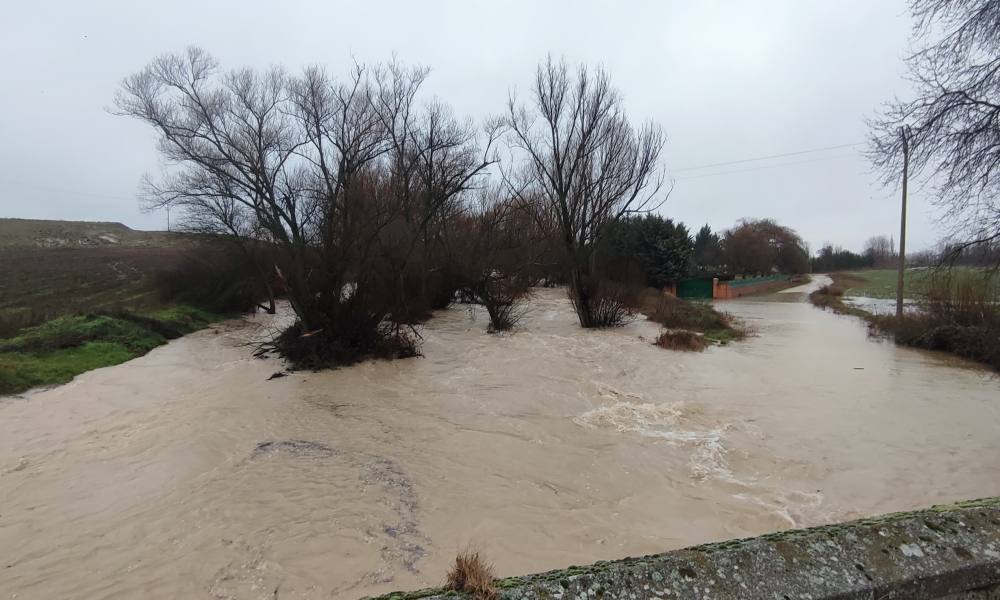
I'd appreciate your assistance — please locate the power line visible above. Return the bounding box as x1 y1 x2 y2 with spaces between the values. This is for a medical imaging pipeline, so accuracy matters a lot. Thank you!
1 141 866 199
671 142 863 172
674 152 860 181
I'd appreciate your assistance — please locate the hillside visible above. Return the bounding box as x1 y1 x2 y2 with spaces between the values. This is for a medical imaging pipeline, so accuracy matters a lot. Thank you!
0 218 187 248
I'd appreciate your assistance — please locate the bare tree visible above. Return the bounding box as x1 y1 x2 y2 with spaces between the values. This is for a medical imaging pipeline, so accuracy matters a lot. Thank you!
505 56 668 327
454 186 544 332
115 49 305 314
870 0 1000 261
863 235 896 267
369 65 503 317
117 48 496 367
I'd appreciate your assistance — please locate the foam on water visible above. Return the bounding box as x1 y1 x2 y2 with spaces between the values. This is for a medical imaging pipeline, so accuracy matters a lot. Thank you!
573 400 732 481
574 399 825 527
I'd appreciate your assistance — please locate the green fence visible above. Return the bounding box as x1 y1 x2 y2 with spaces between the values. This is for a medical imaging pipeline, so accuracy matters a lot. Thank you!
727 274 789 288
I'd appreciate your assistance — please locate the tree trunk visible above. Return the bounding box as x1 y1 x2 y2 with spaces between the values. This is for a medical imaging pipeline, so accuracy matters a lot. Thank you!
569 264 594 328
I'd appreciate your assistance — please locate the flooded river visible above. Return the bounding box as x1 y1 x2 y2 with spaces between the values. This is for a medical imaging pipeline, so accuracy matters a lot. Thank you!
2 280 999 599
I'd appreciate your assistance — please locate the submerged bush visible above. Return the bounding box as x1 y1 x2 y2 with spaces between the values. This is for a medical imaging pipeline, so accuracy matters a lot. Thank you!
582 277 641 327
568 264 647 328
654 330 707 352
272 319 419 371
482 283 531 333
645 292 728 332
642 290 748 346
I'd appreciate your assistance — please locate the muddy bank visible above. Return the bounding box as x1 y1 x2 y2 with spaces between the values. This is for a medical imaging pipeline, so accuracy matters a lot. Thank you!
1 288 998 599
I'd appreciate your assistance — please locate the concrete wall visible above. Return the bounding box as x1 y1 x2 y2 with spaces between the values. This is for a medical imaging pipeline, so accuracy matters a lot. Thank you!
368 497 1000 600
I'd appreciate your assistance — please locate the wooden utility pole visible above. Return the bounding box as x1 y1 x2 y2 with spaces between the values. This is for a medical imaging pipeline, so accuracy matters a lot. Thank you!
896 127 910 318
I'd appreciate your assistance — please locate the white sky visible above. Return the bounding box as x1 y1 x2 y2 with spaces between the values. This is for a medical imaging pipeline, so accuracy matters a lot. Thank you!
0 0 931 252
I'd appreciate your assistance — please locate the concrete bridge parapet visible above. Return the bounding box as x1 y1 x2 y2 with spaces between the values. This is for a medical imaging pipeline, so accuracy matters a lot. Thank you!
368 498 1000 600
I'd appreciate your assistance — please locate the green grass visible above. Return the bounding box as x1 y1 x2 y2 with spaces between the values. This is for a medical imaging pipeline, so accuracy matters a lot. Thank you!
838 267 998 301
0 305 222 396
841 268 930 299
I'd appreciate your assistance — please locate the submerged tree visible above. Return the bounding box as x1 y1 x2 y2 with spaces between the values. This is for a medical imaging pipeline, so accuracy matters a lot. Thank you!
451 186 543 332
870 0 1000 260
117 48 497 367
505 56 668 328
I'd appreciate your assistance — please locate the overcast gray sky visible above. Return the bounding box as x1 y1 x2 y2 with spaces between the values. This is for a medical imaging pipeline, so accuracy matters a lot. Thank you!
1 0 929 252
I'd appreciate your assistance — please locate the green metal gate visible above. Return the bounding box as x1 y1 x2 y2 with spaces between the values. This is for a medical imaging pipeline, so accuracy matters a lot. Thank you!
676 278 713 299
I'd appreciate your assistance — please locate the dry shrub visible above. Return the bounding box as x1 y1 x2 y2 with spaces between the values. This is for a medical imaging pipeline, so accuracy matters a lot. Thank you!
445 551 496 600
889 270 1000 370
923 269 1000 328
654 330 706 351
644 292 728 332
572 263 645 328
473 275 533 333
156 243 276 314
585 278 640 327
449 190 548 333
0 308 49 339
815 270 1000 371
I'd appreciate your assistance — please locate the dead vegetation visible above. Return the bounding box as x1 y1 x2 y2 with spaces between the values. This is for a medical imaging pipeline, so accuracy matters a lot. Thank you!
807 274 869 317
654 330 707 352
642 291 750 347
444 551 497 600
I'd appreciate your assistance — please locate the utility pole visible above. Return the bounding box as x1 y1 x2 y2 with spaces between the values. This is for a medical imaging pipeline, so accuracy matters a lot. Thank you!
896 126 910 319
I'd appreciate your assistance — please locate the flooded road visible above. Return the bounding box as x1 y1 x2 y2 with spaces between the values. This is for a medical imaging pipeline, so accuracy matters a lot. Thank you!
2 282 999 599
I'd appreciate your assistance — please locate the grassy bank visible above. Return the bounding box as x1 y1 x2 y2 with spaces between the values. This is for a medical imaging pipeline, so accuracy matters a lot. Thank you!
0 305 222 396
811 271 1000 371
642 291 749 350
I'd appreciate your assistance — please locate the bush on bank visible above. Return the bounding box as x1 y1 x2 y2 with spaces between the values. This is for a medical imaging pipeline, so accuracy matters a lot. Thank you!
810 271 1000 371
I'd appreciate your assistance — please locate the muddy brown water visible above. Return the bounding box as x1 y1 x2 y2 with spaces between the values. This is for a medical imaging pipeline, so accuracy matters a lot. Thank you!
2 278 999 599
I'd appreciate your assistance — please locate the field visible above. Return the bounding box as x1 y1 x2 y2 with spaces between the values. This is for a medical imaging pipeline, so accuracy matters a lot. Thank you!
0 218 198 336
840 267 999 301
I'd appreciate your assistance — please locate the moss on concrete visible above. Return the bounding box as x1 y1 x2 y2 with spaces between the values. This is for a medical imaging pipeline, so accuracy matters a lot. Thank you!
367 497 1000 600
